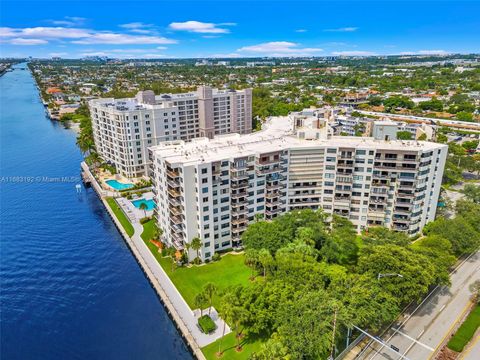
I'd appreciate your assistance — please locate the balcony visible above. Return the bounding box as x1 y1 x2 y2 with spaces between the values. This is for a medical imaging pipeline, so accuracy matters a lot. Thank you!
167 178 180 188
232 224 248 233
231 181 248 189
232 217 248 225
257 167 281 175
231 192 247 199
232 208 248 216
171 215 183 225
168 188 181 197
265 208 282 216
167 169 180 178
232 200 249 207
231 173 249 181
266 183 283 190
265 191 281 199
168 197 182 207
169 205 183 216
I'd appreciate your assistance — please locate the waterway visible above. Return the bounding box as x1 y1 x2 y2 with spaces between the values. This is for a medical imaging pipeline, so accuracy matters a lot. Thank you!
0 63 192 360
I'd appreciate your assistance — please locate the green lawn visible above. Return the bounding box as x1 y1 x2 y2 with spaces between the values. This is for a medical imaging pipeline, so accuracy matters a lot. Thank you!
105 197 134 237
159 253 250 310
447 304 480 352
141 219 156 241
202 332 265 360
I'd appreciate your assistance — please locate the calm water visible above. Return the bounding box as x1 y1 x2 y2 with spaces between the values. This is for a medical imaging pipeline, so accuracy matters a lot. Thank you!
0 64 192 360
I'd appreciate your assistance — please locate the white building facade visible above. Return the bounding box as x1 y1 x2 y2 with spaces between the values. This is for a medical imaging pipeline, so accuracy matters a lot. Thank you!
89 86 252 178
150 115 447 261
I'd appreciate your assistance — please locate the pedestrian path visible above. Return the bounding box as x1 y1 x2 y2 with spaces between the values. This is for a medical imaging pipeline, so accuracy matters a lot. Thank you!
130 221 231 347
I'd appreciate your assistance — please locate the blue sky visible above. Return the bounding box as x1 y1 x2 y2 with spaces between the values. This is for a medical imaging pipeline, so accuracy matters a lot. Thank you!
1 1 479 59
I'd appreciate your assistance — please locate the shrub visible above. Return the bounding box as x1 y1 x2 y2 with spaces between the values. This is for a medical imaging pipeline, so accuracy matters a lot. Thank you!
212 253 221 262
193 257 202 265
198 315 216 334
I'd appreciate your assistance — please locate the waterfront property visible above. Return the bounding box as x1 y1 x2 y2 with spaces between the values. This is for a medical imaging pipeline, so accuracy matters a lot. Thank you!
149 113 447 261
89 86 252 178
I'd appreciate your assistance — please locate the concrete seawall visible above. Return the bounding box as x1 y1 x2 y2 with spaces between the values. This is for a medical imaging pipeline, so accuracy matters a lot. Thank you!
81 163 206 360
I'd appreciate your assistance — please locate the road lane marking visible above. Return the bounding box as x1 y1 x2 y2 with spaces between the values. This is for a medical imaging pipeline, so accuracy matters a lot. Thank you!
426 300 473 360
392 328 434 351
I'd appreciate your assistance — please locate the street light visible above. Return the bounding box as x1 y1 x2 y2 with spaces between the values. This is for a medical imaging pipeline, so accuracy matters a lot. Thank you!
377 273 403 281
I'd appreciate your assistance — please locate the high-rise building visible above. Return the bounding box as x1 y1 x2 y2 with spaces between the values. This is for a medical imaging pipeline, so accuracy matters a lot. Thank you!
149 114 447 261
88 86 252 178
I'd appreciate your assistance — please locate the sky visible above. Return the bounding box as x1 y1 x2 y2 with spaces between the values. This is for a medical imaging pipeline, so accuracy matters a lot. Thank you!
0 1 479 59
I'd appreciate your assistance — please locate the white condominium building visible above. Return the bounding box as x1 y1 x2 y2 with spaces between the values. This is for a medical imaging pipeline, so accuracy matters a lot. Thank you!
149 114 447 261
88 86 252 178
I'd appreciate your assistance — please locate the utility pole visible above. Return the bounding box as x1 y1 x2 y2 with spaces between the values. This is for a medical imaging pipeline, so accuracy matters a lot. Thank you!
329 307 338 360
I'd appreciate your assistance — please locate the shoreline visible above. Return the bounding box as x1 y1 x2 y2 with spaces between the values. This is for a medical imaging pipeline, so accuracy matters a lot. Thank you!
28 65 205 359
81 162 206 360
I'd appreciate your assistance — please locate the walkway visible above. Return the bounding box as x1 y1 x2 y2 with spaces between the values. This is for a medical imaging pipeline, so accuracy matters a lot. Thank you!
129 221 231 348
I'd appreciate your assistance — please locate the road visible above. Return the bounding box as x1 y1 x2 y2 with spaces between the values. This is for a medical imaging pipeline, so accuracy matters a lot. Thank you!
356 110 480 132
355 249 480 360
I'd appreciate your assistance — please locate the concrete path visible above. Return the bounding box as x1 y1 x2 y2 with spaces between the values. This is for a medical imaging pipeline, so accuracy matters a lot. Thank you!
130 221 231 347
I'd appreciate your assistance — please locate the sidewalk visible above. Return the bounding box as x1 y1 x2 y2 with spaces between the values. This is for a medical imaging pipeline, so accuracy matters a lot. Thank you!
129 221 231 347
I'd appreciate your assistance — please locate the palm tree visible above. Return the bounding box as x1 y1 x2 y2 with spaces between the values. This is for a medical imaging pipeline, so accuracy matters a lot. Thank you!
190 237 202 262
258 248 273 278
244 248 259 279
166 247 176 272
203 283 217 315
139 202 148 218
194 292 208 317
184 242 191 265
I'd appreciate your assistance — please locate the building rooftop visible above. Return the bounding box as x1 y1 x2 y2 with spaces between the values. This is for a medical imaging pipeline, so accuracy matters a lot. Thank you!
151 115 446 166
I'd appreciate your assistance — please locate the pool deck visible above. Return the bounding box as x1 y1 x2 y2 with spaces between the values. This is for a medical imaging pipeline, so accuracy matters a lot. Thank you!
116 192 154 221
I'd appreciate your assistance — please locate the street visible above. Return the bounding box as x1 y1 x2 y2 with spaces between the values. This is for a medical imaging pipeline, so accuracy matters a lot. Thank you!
355 249 480 360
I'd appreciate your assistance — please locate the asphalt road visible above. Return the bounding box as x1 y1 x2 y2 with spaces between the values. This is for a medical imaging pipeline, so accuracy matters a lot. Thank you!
356 249 480 360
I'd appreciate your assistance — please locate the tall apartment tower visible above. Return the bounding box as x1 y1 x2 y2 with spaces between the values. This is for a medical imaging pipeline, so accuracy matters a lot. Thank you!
149 115 447 261
88 86 252 178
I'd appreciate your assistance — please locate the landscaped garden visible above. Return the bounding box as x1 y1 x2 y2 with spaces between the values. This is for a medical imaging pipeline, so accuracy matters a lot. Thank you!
105 197 134 236
447 304 480 352
202 332 264 360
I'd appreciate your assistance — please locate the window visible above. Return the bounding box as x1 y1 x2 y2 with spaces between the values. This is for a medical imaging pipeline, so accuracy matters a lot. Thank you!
202 187 208 193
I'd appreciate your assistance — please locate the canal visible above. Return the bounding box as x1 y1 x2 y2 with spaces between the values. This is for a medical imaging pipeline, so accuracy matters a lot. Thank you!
0 63 192 360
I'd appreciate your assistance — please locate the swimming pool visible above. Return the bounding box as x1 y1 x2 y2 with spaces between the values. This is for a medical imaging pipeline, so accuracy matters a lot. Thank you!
106 179 134 190
132 199 156 211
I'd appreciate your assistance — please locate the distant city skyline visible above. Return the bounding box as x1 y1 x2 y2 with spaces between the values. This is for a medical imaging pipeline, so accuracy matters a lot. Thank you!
1 1 479 59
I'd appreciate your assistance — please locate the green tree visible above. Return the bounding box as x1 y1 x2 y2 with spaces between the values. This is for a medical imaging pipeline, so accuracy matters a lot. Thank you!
190 236 202 262
258 248 274 278
397 131 413 140
203 282 217 315
244 248 260 279
357 245 436 305
139 202 148 217
463 184 480 203
194 292 208 317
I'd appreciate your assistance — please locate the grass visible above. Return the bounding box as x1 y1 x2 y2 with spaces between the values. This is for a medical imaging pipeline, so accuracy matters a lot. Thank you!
140 219 156 241
105 197 134 237
202 332 265 360
447 304 480 352
159 253 250 310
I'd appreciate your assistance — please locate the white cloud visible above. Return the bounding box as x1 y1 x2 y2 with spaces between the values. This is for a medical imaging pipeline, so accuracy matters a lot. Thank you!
332 51 376 56
324 27 358 32
50 16 86 27
202 35 220 39
169 21 234 34
237 41 323 56
0 26 176 45
5 38 48 45
119 22 157 34
295 29 307 33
